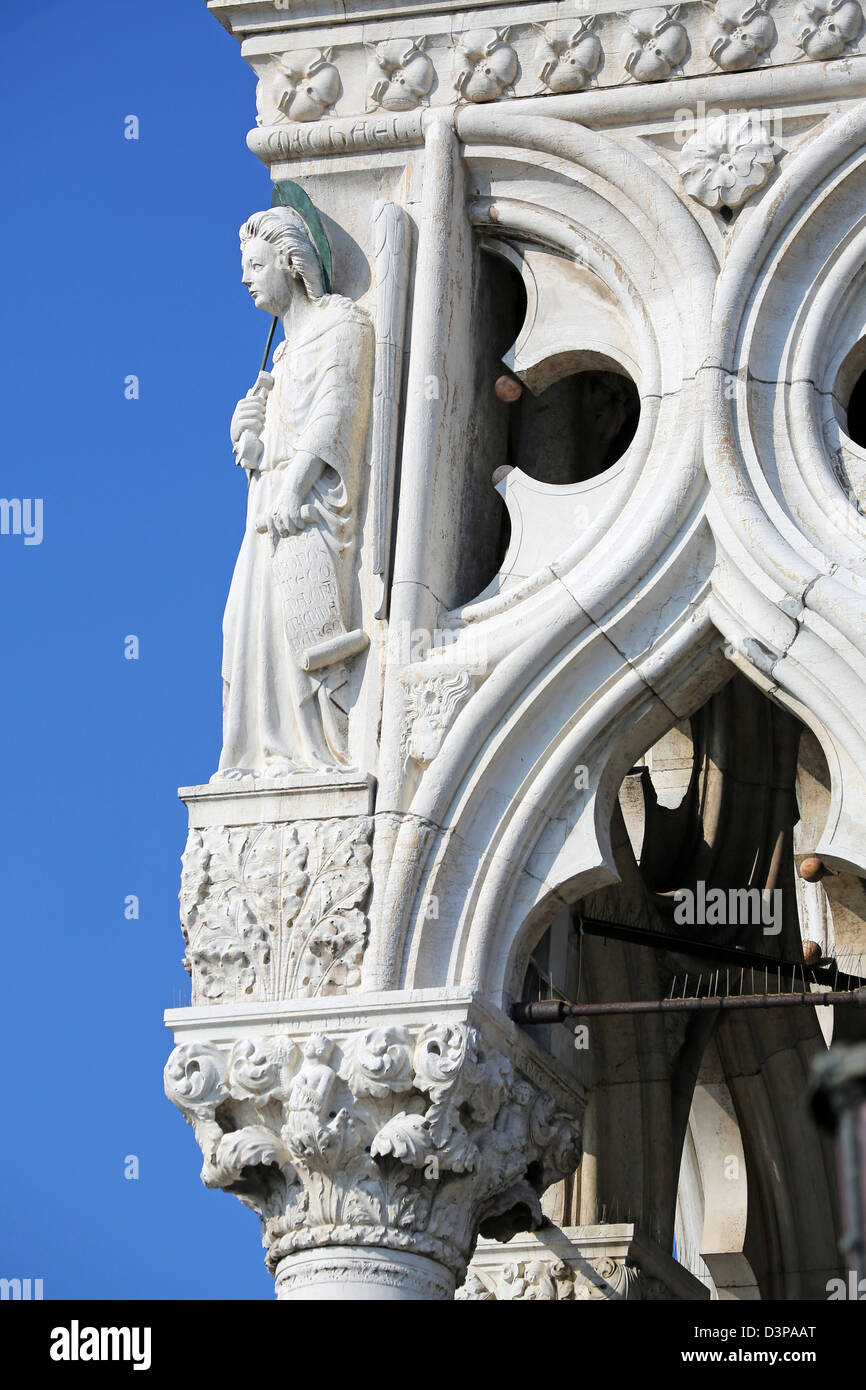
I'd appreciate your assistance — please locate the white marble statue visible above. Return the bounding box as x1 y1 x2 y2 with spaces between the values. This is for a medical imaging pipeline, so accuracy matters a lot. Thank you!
216 206 374 779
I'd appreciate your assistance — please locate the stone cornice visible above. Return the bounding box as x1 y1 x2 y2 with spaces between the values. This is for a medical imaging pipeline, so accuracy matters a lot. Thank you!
210 0 866 142
246 57 866 169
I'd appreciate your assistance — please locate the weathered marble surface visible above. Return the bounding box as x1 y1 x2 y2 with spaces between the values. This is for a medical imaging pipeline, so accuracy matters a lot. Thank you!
163 0 866 1299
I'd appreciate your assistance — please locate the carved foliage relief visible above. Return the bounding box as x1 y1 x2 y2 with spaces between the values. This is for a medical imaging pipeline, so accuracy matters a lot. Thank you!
457 1254 642 1300
164 1023 583 1280
180 817 373 1004
400 670 474 766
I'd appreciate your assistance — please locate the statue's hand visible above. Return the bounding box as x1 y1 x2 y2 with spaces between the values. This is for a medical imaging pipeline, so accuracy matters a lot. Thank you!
269 475 308 539
230 392 266 445
264 453 325 539
230 374 274 467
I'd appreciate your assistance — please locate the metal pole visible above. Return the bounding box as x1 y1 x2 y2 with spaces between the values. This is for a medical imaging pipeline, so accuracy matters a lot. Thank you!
514 988 866 1025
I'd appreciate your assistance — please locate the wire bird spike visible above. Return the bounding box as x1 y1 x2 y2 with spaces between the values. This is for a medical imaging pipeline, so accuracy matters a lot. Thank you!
514 960 866 1024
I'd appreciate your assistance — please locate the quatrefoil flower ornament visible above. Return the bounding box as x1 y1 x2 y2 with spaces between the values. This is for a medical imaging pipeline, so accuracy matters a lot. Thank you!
275 49 341 123
455 28 519 103
793 0 863 57
709 0 776 71
368 37 435 111
680 112 776 210
624 7 689 81
535 20 603 93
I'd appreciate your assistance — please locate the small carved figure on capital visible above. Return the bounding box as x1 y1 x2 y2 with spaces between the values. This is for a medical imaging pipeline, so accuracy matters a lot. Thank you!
287 1035 339 1115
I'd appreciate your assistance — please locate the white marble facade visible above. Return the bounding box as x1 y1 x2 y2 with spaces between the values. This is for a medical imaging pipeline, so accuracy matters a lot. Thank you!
164 0 866 1299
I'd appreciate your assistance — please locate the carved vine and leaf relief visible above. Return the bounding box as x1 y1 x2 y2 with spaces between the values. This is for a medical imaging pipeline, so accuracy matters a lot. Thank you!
180 817 373 1003
457 1253 666 1299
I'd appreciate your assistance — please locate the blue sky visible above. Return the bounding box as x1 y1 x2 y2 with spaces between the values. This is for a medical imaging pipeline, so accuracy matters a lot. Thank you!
1 2 278 1297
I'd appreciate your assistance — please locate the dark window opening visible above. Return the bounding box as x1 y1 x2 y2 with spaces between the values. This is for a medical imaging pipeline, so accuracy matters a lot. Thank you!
847 369 866 448
508 369 640 486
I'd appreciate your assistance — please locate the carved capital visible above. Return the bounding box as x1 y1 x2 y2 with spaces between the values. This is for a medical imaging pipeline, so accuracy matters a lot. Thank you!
164 997 584 1289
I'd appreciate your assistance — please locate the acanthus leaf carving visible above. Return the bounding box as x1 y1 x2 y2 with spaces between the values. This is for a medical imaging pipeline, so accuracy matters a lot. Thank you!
179 816 372 1006
165 1018 583 1284
164 1042 227 1111
339 1027 415 1098
213 1126 291 1186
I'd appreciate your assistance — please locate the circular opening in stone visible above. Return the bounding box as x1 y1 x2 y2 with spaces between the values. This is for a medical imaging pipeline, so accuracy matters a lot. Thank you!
847 370 866 448
507 368 640 485
833 337 866 447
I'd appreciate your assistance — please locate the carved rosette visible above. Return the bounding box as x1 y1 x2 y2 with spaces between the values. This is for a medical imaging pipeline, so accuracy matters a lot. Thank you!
624 7 689 81
164 1021 583 1287
455 28 519 102
179 817 373 1004
793 0 863 56
367 37 435 111
708 0 776 70
256 49 341 125
679 112 776 210
535 20 603 94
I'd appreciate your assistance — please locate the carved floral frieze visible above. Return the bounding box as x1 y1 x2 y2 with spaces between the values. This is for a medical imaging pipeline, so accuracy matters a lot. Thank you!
679 111 776 210
457 1253 642 1299
793 0 863 56
535 20 603 93
164 1021 583 1281
179 817 373 1004
247 2 865 132
455 28 519 102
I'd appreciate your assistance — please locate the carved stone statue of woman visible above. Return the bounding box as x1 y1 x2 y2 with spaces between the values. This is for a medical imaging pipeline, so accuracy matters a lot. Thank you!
215 206 374 779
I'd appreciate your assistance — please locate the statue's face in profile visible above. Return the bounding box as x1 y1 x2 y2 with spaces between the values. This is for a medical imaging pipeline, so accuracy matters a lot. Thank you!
241 235 294 316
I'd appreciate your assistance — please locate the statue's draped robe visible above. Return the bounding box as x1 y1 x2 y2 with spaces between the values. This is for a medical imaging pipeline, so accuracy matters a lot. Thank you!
219 295 373 773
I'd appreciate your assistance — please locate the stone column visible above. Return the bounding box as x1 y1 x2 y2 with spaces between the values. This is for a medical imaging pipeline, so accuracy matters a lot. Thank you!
165 993 583 1299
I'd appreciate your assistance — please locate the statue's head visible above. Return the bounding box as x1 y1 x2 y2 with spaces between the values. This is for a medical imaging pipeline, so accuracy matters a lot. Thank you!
239 207 326 314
